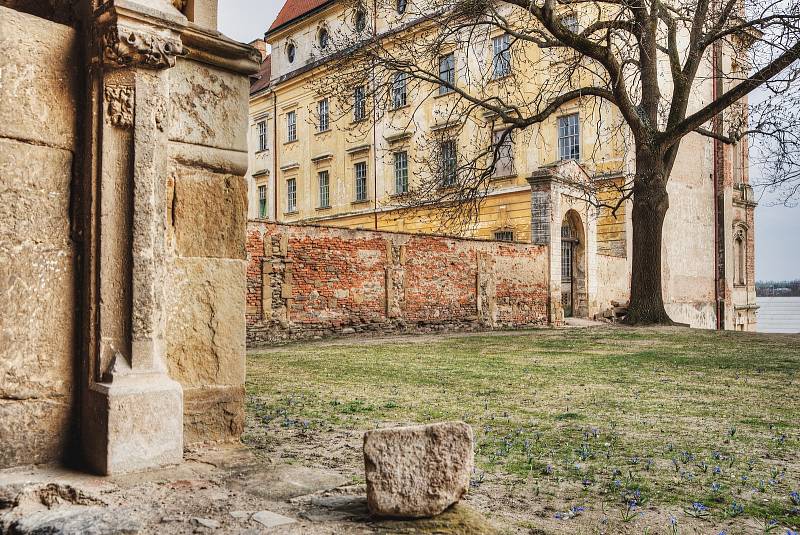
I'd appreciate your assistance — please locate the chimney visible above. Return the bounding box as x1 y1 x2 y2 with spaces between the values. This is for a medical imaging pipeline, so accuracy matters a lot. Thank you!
249 39 268 61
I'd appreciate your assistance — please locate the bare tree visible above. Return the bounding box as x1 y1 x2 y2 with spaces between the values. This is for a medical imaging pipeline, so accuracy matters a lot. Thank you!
312 0 800 324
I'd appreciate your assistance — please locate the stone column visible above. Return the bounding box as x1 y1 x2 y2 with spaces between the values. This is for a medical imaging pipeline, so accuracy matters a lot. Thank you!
528 169 563 325
80 0 188 475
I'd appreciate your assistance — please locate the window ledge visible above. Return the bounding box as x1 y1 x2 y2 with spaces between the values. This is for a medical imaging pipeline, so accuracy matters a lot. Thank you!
255 149 270 155
491 173 518 181
284 210 299 216
389 104 410 112
315 128 332 136
284 139 298 146
316 205 332 211
434 90 456 99
389 192 410 199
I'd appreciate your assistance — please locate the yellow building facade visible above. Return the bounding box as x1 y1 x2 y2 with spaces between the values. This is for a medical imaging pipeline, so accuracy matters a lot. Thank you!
250 0 758 330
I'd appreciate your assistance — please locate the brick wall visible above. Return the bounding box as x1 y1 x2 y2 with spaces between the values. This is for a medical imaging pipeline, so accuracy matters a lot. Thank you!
246 222 550 345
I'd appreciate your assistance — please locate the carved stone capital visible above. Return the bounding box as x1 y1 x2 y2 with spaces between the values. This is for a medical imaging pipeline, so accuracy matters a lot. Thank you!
98 23 184 69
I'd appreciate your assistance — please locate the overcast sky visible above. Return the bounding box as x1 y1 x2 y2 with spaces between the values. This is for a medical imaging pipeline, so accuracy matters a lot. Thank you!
219 1 799 282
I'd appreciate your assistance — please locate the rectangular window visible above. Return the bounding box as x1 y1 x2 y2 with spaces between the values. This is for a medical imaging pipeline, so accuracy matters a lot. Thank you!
440 140 457 186
318 170 330 207
318 98 329 132
257 120 268 152
354 162 368 201
354 86 366 122
492 34 512 78
562 14 579 33
394 151 409 194
438 53 455 95
392 73 407 108
287 111 297 142
258 184 267 218
492 129 515 177
558 113 580 160
286 178 297 212
561 239 573 280
494 230 514 242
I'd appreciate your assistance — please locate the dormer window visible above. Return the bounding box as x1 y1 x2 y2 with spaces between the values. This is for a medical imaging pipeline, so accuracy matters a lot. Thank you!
287 43 296 63
397 0 407 14
355 10 367 32
318 28 329 49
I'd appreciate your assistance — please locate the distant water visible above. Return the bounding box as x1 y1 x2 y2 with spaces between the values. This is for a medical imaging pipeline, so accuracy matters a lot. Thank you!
757 297 800 333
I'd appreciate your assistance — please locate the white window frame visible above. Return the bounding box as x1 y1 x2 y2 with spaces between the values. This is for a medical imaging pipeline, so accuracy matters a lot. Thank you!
354 162 368 201
394 151 409 194
558 113 580 161
286 178 297 212
492 129 515 177
439 53 455 95
287 111 297 142
318 170 330 208
354 86 366 121
492 34 512 78
257 184 267 218
257 120 268 152
318 99 329 132
440 140 457 186
392 73 408 109
562 14 579 33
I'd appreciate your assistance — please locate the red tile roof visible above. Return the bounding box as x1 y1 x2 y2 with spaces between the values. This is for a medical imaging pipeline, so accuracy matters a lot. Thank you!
267 0 334 34
250 54 272 95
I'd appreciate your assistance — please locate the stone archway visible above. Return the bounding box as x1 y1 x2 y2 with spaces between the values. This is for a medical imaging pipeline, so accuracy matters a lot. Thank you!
560 210 588 318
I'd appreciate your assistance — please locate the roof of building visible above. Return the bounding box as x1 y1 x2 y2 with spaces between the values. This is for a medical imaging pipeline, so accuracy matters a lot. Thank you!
250 54 272 95
267 0 334 35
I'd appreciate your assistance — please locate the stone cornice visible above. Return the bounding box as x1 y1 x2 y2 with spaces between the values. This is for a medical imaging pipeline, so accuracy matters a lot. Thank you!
181 23 261 75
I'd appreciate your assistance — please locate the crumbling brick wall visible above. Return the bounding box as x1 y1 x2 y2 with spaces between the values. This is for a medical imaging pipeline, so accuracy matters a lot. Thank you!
246 222 550 346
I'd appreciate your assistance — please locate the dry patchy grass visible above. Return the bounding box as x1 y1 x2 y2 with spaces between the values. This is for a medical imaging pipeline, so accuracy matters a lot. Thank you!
245 326 800 534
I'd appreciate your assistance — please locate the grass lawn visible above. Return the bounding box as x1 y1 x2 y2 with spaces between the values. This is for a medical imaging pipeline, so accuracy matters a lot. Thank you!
244 326 800 534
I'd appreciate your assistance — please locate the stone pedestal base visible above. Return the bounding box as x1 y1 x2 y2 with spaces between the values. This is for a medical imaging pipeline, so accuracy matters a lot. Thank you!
83 374 183 475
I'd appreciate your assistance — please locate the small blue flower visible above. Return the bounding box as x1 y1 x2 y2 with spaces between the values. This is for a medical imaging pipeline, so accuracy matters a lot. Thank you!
713 465 722 475
790 491 800 506
711 481 722 492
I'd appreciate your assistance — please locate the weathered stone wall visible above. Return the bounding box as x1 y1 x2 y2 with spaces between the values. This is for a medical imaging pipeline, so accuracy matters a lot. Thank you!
246 222 549 345
163 59 251 445
0 7 79 468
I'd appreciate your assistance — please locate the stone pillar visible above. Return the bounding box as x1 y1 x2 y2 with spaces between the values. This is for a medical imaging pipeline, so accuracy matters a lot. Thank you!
80 0 188 475
79 0 259 474
528 170 563 325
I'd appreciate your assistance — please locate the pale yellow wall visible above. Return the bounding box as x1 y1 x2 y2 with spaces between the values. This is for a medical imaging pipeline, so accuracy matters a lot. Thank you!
247 90 274 219
264 2 624 240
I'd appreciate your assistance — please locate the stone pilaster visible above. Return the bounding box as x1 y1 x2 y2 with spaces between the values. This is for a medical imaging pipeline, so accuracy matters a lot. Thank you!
81 0 188 475
528 170 563 325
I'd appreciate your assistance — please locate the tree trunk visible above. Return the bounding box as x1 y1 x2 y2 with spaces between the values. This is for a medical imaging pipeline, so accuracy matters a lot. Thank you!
624 153 674 325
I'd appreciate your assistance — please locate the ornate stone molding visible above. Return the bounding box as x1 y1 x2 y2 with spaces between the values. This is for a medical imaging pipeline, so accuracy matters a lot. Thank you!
99 24 184 69
105 85 134 128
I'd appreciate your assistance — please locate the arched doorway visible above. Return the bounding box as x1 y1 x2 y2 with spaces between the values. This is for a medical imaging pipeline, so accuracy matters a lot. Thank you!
561 210 587 318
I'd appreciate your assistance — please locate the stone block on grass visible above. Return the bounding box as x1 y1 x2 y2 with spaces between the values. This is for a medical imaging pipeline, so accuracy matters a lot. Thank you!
363 421 474 518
